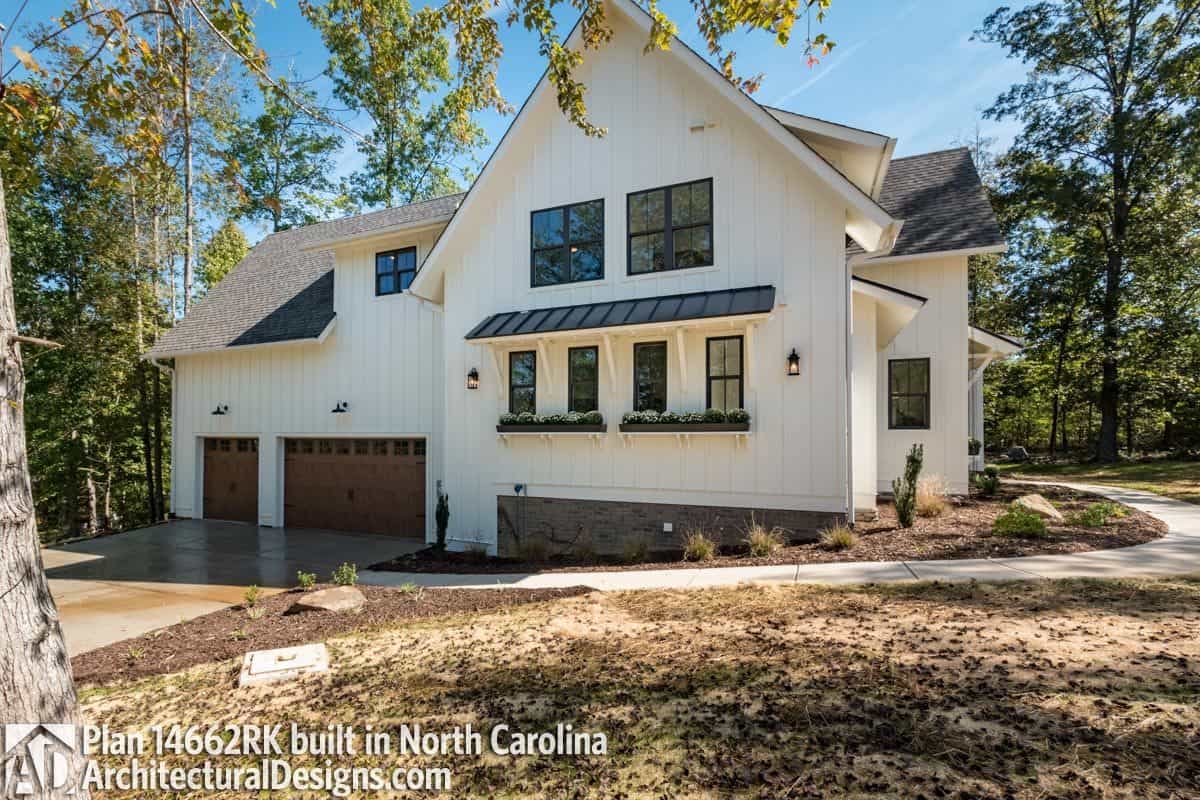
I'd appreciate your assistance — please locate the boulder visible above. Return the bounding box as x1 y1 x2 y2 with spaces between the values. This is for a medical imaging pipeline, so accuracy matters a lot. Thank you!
1007 445 1030 462
289 586 365 614
1013 494 1063 522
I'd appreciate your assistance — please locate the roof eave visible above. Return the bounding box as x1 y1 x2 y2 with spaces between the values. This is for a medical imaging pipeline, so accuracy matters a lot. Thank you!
466 310 773 345
298 215 456 253
856 242 1006 265
143 315 337 361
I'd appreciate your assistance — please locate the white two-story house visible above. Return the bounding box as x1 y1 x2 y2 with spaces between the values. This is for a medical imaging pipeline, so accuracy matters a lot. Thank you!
146 0 1019 556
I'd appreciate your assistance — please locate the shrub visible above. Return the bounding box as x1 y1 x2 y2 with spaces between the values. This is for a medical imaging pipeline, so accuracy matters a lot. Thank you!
916 475 949 517
726 408 751 424
1066 501 1125 528
331 562 358 586
397 582 422 596
984 465 999 478
820 524 856 551
892 444 924 528
702 408 727 423
582 410 603 425
968 437 982 455
742 514 785 557
500 411 603 426
622 536 650 564
993 505 1047 538
973 471 999 497
243 585 260 607
682 530 717 561
435 492 450 550
296 571 317 591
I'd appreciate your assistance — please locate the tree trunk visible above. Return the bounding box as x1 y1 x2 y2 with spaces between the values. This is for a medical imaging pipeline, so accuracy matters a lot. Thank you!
0 171 89 797
181 5 194 314
153 368 166 520
1097 249 1122 462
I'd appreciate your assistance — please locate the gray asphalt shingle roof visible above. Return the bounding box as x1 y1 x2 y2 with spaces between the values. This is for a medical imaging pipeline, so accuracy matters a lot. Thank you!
146 193 463 358
465 286 776 340
849 147 1004 259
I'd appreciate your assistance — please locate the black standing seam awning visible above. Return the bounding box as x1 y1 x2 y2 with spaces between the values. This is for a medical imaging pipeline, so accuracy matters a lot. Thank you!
465 285 776 340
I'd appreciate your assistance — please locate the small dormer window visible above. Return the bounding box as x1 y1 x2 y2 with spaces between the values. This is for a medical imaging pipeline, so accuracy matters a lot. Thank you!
376 247 416 295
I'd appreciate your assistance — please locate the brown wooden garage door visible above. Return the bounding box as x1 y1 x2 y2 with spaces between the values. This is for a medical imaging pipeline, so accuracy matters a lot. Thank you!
203 438 259 523
283 438 426 537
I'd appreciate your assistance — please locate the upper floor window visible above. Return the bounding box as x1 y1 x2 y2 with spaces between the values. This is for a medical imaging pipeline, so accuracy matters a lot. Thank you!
531 200 604 286
568 346 599 413
706 336 743 410
888 358 930 429
627 178 713 274
633 341 668 412
376 247 416 295
509 351 537 414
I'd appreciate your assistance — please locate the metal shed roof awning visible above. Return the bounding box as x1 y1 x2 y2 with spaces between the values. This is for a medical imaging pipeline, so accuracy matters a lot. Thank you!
464 285 777 342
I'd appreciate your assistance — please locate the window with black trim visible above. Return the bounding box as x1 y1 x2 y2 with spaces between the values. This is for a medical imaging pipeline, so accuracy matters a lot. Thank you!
376 247 416 295
706 336 743 411
634 342 668 412
509 351 537 414
568 346 599 413
531 200 604 286
627 178 713 274
888 358 930 429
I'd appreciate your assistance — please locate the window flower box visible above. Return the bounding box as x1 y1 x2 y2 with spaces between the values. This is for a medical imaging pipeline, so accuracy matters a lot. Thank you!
497 411 605 433
618 408 750 433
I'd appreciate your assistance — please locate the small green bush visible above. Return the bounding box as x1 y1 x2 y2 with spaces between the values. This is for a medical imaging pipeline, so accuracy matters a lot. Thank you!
435 491 450 550
820 524 856 551
1066 501 1126 527
892 444 924 528
968 437 982 455
622 536 650 564
296 571 317 591
974 471 999 497
984 465 999 478
993 505 1047 538
243 585 261 607
331 562 358 586
702 408 727 423
726 408 751 424
682 530 717 561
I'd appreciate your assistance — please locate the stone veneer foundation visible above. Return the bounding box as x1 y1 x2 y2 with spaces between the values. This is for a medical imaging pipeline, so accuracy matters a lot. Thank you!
496 495 845 557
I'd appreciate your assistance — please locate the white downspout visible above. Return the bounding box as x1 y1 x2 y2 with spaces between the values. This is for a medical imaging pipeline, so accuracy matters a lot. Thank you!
844 255 855 527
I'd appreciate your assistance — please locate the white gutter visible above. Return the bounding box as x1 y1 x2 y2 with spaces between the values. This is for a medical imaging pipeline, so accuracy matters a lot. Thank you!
844 253 855 527
149 357 174 376
143 317 338 360
296 215 456 253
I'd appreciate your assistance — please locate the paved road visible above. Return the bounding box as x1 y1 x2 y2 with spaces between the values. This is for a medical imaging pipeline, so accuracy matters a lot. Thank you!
360 483 1200 591
44 520 423 654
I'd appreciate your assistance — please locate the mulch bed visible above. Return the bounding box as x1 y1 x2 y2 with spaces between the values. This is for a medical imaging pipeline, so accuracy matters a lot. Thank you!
372 483 1166 574
71 585 591 687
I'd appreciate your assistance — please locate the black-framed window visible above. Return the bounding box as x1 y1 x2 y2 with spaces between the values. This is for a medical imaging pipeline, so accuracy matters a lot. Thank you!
509 351 537 414
627 178 713 274
531 200 604 286
889 358 930 429
633 341 668 412
706 336 743 411
376 247 416 295
568 346 599 413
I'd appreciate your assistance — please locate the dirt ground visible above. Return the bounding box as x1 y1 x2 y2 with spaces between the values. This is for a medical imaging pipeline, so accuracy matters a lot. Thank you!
71 585 590 686
80 576 1200 798
374 484 1165 573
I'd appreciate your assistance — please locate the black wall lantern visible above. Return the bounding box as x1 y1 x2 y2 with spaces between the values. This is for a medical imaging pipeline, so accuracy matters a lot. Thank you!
787 349 801 377
331 401 349 414
466 367 480 390
211 404 229 416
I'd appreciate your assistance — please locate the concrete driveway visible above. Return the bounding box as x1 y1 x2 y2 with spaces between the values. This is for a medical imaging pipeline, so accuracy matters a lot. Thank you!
43 519 424 655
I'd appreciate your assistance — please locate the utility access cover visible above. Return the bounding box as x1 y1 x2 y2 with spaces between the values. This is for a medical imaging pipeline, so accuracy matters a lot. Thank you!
238 643 329 688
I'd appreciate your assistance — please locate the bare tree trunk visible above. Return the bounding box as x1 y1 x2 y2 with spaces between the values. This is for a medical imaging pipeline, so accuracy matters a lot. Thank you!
153 368 166 520
181 4 194 314
0 171 89 797
85 471 98 536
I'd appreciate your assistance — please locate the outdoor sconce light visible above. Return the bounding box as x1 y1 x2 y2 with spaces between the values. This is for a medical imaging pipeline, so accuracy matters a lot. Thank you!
211 404 229 416
787 349 801 377
331 401 349 414
466 367 480 390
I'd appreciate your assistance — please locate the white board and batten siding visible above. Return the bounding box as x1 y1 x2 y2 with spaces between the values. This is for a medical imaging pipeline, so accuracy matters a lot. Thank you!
171 228 446 534
433 11 853 551
856 256 970 495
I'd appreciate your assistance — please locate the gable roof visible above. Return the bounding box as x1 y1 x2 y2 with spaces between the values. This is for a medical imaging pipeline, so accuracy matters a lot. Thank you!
465 285 776 341
146 194 462 358
848 147 1004 262
410 0 901 299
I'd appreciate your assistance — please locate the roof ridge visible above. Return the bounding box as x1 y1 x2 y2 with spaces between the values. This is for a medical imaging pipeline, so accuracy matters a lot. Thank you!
267 191 466 240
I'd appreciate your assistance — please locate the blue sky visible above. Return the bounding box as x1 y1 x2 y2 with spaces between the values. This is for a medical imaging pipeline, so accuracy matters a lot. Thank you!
6 0 1027 237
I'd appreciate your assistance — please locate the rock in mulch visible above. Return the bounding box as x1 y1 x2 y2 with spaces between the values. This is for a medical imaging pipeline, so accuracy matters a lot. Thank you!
289 586 366 614
1014 493 1064 521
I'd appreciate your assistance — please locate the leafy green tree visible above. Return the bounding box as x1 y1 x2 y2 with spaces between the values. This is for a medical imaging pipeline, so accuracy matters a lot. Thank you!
978 1 1200 461
198 218 249 291
223 82 346 231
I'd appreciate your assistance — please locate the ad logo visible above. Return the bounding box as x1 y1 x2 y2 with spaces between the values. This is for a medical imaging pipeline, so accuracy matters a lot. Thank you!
3 724 78 797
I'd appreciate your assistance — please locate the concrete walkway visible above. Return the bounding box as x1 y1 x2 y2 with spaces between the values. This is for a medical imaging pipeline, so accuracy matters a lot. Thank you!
360 483 1200 591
